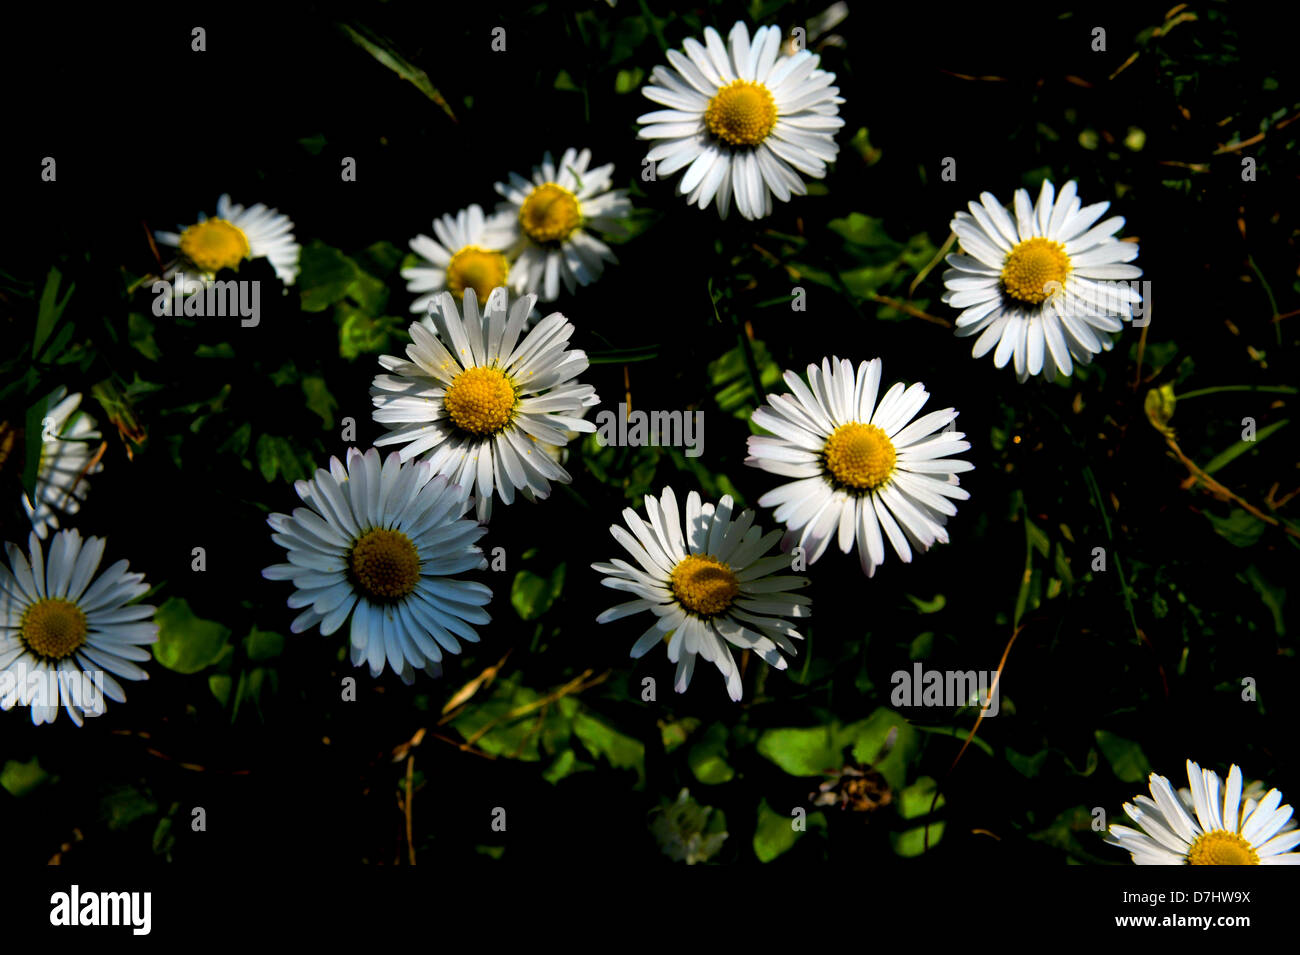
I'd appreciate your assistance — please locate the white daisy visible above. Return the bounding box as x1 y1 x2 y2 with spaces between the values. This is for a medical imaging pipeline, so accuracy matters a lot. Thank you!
402 204 516 314
370 287 599 523
494 148 630 302
745 357 973 577
941 179 1143 382
155 193 301 288
592 486 809 701
637 21 844 220
23 386 103 539
0 529 157 727
262 447 492 684
1106 759 1300 865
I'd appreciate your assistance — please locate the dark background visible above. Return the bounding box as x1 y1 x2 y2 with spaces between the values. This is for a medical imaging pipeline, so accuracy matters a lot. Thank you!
2 0 1297 868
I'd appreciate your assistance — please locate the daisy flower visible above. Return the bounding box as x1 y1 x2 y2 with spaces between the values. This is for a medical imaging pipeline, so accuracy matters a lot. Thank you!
745 357 973 577
941 179 1143 382
0 529 157 726
402 204 516 314
23 386 103 539
155 194 301 289
262 447 492 684
370 287 599 523
494 148 630 302
1106 759 1300 865
637 21 844 220
593 486 809 701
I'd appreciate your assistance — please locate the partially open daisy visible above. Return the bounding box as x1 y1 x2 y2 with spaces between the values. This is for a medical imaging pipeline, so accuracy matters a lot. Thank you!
262 447 492 684
402 204 516 314
1106 760 1300 865
745 358 973 577
593 486 809 701
155 194 301 289
371 288 599 523
494 148 630 302
941 179 1142 382
0 529 157 726
23 386 103 540
637 21 844 220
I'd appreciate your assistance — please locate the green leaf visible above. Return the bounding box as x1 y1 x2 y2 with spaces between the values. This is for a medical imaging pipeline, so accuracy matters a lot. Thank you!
244 627 285 661
753 798 801 862
152 597 232 674
1205 508 1266 548
650 789 728 864
338 307 404 360
33 267 75 359
1095 730 1151 783
128 312 162 361
348 269 390 315
354 240 405 277
510 563 565 620
687 721 735 785
209 673 232 708
828 213 899 250
850 707 920 790
1204 419 1288 474
757 723 853 777
708 338 781 417
1239 565 1285 636
1007 746 1047 778
573 710 645 786
1 757 49 797
897 775 946 819
905 593 946 614
659 717 701 752
231 666 277 722
840 262 900 297
298 241 360 313
450 679 545 761
21 389 54 499
338 23 456 121
615 67 644 93
301 375 338 428
891 776 946 857
542 748 594 785
255 434 308 483
101 784 157 831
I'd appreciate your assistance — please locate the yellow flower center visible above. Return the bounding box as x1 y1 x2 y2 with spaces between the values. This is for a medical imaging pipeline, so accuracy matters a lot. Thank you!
1000 237 1071 305
178 218 251 273
823 423 897 491
519 183 582 244
1186 830 1260 866
669 554 740 617
20 598 89 660
443 366 518 435
446 246 509 305
349 528 421 602
705 79 778 147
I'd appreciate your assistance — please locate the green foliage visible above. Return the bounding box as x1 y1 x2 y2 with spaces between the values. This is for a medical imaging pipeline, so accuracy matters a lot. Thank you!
650 789 728 864
5 0 1297 871
152 598 232 674
1 757 50 797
